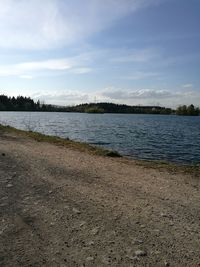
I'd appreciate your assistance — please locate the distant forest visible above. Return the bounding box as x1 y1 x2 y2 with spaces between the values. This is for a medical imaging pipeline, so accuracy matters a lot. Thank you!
0 94 199 115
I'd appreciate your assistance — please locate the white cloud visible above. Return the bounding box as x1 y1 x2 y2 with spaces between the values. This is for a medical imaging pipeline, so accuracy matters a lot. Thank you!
70 68 93 74
29 88 200 108
19 75 33 79
32 91 90 105
99 88 200 107
0 54 92 77
121 71 159 80
0 0 164 50
111 48 159 63
182 83 193 88
101 88 177 100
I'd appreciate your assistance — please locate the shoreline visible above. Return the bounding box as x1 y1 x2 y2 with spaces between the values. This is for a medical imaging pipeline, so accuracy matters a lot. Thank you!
0 123 199 175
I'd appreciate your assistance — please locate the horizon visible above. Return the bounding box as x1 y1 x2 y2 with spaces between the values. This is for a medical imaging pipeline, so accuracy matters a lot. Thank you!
0 0 200 108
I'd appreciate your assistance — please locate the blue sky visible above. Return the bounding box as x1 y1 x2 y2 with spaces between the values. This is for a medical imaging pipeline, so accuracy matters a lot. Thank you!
0 0 200 107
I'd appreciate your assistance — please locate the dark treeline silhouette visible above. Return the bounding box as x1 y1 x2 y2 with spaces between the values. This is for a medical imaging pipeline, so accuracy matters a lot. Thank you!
69 103 173 114
0 95 69 112
176 104 200 116
0 94 199 115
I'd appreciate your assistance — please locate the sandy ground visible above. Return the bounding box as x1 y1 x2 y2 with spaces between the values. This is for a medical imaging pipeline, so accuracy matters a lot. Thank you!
0 130 200 267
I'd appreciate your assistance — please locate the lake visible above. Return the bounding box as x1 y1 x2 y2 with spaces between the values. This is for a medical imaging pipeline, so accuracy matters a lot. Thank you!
0 111 200 165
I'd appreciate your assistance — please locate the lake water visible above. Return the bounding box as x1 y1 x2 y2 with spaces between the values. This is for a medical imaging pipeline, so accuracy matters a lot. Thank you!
0 111 200 165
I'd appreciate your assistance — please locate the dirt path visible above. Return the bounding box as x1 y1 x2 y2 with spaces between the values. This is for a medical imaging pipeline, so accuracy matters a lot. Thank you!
0 130 199 267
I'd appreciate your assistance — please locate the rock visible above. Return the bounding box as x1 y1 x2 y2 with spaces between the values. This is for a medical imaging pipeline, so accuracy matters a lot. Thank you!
91 227 99 235
160 212 167 217
132 239 144 245
164 260 170 266
101 256 111 265
127 256 139 262
87 241 94 246
72 207 81 214
79 221 86 227
134 250 147 257
12 172 17 178
86 256 94 262
6 183 13 188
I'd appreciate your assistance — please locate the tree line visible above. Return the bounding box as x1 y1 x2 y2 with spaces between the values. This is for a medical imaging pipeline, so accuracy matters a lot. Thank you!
0 94 199 115
176 104 200 116
0 95 69 112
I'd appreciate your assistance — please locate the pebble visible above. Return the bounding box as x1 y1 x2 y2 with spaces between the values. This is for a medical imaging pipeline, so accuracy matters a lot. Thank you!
79 221 86 227
164 260 170 266
6 183 13 188
12 172 17 178
160 212 168 217
134 250 147 257
87 241 94 246
86 256 94 262
127 256 139 262
132 239 144 245
72 207 81 214
91 227 99 235
101 256 111 265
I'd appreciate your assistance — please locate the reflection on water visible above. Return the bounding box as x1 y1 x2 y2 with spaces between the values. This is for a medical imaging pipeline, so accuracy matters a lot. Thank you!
0 112 200 164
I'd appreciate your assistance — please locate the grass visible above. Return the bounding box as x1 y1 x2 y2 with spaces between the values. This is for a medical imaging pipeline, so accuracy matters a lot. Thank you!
134 158 200 176
0 124 199 175
0 124 121 158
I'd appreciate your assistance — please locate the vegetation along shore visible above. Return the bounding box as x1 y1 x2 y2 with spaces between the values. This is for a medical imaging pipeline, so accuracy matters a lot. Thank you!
0 94 200 115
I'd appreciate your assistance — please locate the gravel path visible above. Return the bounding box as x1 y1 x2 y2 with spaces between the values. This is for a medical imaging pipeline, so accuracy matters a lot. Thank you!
0 130 200 267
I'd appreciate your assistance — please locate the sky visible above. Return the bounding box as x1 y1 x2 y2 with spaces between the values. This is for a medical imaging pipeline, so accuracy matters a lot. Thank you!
0 0 200 107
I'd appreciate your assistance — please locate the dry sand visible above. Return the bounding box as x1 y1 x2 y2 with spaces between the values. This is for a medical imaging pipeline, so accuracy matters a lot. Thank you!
0 129 199 267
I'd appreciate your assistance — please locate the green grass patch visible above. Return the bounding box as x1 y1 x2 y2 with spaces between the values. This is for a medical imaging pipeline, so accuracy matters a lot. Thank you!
134 159 200 176
0 124 199 175
0 124 121 157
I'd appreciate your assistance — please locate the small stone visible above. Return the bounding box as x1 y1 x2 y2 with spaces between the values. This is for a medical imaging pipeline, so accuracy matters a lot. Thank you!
87 241 94 246
91 227 99 235
72 207 81 214
86 256 94 262
164 260 170 266
127 256 139 262
132 239 144 245
134 250 147 257
12 172 17 178
6 183 13 188
49 190 53 194
101 256 111 265
79 221 86 227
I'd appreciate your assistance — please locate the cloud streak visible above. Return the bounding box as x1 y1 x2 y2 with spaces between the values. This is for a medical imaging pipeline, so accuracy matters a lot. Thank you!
0 54 92 77
0 0 164 50
111 48 159 63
